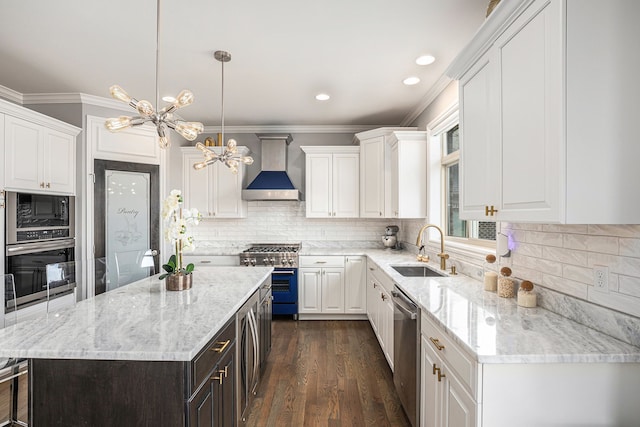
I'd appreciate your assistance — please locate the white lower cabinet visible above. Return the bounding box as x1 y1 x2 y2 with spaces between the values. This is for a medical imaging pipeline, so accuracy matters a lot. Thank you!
365 259 394 370
344 256 366 314
421 311 640 427
299 256 345 314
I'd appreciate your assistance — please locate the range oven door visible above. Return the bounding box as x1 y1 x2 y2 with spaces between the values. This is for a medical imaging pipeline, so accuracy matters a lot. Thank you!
5 239 76 311
271 268 298 316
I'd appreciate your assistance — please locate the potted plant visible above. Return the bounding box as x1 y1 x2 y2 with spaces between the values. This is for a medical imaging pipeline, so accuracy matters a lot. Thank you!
159 189 201 290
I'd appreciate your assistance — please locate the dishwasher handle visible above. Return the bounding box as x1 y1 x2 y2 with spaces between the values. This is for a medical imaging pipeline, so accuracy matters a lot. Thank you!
392 292 418 320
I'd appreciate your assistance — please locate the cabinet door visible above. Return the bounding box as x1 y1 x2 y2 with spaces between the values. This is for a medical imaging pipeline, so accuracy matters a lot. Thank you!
189 378 215 427
380 287 394 370
321 267 345 313
217 344 236 427
305 154 332 218
360 137 385 218
44 129 75 194
299 268 321 313
459 53 499 221
442 366 476 427
366 277 379 334
5 115 43 191
421 336 441 427
183 152 212 216
213 162 246 218
393 138 428 218
345 256 366 314
332 153 359 218
495 0 562 222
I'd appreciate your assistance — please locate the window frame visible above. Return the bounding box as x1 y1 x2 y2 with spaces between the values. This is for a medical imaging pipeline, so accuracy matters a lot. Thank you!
427 103 496 253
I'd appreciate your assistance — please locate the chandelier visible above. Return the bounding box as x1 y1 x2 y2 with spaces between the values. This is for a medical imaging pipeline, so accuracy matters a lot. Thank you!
104 0 203 148
193 51 253 173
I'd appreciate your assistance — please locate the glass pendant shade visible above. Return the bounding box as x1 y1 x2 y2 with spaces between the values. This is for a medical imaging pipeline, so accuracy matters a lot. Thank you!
136 100 155 116
105 116 133 131
109 85 132 104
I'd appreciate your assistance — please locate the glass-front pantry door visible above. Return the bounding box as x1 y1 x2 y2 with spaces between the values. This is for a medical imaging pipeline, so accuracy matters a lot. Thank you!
94 160 160 295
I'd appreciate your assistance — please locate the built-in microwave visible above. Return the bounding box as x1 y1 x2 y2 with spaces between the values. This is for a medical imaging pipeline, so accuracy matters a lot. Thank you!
5 192 75 244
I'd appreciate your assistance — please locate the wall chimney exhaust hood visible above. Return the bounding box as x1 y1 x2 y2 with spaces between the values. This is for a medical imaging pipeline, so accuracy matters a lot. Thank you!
242 133 300 201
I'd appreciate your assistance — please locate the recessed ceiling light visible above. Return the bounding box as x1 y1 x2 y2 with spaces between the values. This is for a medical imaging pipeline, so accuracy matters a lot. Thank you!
416 55 436 65
315 93 330 101
403 77 420 86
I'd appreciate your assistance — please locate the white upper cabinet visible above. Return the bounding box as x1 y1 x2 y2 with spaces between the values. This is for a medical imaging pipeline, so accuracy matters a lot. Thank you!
450 0 640 224
301 146 359 218
181 147 248 218
354 127 426 219
3 103 79 195
389 132 428 218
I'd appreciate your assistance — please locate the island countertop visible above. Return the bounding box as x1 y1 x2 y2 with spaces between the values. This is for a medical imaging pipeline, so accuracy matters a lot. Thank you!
0 267 273 362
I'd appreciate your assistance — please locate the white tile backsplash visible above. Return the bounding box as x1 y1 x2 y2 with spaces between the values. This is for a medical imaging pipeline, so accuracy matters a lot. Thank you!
190 201 391 252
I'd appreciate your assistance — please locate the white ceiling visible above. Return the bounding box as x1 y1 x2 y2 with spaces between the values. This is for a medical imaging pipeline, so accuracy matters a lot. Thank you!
0 0 487 127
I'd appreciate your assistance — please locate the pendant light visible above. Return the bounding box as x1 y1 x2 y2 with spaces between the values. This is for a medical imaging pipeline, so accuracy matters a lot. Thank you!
193 50 254 174
104 0 203 148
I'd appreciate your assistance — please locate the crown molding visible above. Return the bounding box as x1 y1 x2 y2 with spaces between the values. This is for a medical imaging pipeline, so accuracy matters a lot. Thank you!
202 124 385 134
22 92 131 112
0 85 24 104
400 73 452 127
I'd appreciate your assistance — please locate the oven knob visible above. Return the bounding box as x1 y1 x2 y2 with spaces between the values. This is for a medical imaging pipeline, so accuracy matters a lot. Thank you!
243 259 250 266
263 259 269 266
270 258 276 265
251 258 256 266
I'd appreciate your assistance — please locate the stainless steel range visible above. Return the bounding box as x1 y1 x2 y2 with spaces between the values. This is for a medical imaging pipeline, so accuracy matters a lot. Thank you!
240 244 300 318
239 243 300 267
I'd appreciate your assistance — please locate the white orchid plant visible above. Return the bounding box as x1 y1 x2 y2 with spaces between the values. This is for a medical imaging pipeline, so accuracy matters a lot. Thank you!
159 189 201 280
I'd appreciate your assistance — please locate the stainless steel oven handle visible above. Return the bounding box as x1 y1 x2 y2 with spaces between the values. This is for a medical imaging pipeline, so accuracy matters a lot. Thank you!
6 238 75 255
272 270 296 275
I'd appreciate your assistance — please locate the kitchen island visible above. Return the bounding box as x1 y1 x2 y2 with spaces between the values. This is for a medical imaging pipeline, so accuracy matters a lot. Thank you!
0 266 273 426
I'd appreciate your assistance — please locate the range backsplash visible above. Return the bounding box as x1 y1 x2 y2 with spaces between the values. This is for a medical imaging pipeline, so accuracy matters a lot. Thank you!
190 201 395 253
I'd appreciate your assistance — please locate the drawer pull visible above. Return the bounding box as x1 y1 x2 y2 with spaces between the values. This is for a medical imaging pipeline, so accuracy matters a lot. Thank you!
432 363 438 375
211 373 224 384
429 337 445 351
212 339 231 353
315 261 327 264
437 369 446 382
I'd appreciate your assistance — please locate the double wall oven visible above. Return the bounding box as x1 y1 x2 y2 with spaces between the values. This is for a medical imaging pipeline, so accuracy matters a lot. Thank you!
5 192 76 311
240 243 299 318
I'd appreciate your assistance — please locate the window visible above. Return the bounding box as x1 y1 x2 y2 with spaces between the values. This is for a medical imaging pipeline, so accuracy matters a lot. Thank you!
427 106 495 249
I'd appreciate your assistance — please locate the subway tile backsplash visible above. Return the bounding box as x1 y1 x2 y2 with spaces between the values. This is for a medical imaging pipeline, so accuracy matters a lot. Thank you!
191 201 391 252
193 207 640 346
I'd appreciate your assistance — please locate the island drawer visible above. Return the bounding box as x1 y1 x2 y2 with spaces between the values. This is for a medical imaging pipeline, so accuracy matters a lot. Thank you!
421 312 479 399
190 317 236 395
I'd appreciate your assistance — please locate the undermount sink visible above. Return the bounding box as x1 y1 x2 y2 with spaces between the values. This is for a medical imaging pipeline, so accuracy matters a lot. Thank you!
391 265 446 277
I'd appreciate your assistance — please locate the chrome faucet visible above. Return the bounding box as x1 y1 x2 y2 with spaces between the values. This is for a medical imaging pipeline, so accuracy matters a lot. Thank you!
416 224 449 270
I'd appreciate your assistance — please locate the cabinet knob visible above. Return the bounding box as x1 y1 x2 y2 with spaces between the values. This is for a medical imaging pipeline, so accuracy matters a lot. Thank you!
211 374 224 384
46 182 51 188
437 370 446 382
40 182 45 188
379 212 382 216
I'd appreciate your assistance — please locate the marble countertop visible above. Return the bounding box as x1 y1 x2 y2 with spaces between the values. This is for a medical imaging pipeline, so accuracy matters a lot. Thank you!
303 248 640 364
0 267 273 362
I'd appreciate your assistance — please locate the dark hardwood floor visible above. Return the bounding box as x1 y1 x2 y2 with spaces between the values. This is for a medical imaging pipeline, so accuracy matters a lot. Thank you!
245 319 411 427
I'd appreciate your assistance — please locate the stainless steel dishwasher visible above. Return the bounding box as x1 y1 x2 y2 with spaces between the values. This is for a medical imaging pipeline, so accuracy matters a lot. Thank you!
392 285 420 427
